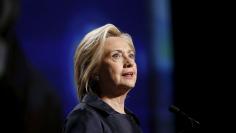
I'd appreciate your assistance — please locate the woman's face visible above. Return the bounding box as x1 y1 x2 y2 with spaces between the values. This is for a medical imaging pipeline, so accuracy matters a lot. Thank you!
98 36 137 96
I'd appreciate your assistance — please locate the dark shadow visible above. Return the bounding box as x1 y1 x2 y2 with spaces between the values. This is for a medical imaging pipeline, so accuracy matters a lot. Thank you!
0 0 63 132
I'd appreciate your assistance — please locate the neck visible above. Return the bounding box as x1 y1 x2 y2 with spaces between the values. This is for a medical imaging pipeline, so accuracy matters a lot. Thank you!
101 93 128 114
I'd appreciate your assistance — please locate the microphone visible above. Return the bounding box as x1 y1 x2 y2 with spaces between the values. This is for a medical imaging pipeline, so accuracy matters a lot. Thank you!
169 105 200 128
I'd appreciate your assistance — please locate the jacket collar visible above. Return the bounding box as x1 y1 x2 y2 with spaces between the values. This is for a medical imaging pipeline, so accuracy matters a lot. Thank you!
81 93 140 121
81 93 141 125
82 93 116 115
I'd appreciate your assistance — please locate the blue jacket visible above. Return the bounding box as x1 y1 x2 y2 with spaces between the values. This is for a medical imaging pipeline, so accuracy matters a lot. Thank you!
63 93 143 133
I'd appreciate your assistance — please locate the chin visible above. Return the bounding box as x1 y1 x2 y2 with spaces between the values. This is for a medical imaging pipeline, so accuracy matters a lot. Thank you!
120 82 136 89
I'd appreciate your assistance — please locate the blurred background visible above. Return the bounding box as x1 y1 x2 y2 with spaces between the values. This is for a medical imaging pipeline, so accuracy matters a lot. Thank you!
2 0 223 132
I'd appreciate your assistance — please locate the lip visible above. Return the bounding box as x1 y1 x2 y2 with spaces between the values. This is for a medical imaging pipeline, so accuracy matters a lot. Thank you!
121 71 135 78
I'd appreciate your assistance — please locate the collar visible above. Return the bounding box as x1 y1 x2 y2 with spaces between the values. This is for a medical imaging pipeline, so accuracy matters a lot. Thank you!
82 93 140 125
82 93 117 115
81 93 140 124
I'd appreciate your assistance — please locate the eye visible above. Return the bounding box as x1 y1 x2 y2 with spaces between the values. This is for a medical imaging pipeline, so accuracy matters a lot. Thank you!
129 53 135 59
112 53 121 59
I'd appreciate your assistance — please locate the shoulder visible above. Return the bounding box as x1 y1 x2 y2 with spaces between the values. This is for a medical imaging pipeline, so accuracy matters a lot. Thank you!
63 103 103 133
67 103 95 119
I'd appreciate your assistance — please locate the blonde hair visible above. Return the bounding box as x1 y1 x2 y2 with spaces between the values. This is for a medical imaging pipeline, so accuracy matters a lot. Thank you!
74 23 135 100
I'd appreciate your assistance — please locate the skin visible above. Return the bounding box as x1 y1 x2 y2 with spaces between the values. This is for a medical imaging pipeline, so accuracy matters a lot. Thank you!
98 36 137 114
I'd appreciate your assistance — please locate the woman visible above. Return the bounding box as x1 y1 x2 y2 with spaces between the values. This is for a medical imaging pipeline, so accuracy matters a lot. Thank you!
63 24 142 133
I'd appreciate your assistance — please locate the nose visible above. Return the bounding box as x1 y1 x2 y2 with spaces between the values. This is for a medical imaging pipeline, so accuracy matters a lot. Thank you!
124 62 132 68
123 56 134 68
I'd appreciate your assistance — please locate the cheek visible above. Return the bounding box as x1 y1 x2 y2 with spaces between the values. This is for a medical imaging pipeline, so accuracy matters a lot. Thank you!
100 62 122 82
109 64 122 79
134 63 137 75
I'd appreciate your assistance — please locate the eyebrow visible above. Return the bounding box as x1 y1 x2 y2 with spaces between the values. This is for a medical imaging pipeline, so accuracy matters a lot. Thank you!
111 49 135 54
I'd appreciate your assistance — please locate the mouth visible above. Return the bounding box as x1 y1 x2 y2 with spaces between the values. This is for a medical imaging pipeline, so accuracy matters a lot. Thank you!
122 72 134 78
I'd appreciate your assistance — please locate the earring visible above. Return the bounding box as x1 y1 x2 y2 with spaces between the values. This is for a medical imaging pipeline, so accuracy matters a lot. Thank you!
94 75 99 81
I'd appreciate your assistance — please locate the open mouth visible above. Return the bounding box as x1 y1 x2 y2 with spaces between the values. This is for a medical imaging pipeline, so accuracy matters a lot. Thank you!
122 72 134 77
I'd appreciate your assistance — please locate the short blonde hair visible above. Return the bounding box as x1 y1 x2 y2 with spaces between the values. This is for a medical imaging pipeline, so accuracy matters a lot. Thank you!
74 23 135 100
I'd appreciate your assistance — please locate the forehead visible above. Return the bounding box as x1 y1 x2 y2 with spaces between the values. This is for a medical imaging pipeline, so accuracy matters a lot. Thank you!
104 37 134 51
